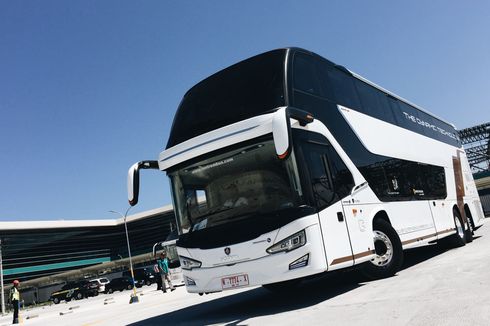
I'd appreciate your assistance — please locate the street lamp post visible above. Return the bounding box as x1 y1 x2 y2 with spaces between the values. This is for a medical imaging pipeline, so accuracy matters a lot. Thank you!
109 207 139 304
0 239 5 315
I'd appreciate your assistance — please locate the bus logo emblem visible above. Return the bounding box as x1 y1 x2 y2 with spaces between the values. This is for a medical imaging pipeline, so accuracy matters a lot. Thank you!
224 247 231 255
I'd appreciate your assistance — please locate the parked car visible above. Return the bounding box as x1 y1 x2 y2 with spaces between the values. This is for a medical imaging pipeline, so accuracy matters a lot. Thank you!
50 280 99 304
90 277 110 293
123 268 156 286
104 276 143 294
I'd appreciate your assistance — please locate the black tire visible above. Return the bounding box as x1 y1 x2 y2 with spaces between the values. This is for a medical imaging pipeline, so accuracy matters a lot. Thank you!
447 209 466 248
107 288 113 294
464 207 474 243
262 279 301 294
145 280 152 286
127 284 132 290
53 297 60 304
75 292 83 300
361 219 404 280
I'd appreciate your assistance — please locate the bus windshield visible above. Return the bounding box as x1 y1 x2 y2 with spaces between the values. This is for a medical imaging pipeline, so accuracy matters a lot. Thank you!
166 49 287 148
168 138 304 234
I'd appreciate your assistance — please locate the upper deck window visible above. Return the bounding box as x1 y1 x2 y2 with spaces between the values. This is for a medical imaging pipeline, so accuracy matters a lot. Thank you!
167 50 287 148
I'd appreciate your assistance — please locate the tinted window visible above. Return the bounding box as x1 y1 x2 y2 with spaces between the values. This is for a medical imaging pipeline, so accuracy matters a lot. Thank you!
302 141 354 209
293 53 323 97
387 96 459 147
293 53 335 101
167 50 286 148
304 143 336 210
326 146 355 199
327 68 361 109
361 158 446 201
355 79 396 124
421 165 447 198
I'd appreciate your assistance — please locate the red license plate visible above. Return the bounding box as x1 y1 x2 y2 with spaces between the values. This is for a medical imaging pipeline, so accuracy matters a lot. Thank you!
221 274 249 289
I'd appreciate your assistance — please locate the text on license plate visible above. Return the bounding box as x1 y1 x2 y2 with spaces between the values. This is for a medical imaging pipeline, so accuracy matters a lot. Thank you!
221 274 249 289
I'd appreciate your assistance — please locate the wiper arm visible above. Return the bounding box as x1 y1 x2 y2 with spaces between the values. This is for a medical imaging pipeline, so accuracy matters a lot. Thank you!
189 206 234 229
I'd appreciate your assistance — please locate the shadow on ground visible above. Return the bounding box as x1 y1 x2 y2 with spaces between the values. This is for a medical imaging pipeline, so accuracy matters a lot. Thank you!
130 236 482 326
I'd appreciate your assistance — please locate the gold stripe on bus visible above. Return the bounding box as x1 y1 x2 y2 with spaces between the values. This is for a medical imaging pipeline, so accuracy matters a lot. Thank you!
330 250 375 266
401 228 455 245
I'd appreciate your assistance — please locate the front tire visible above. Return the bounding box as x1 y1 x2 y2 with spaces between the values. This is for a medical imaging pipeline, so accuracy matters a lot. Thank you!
361 219 403 280
53 297 60 304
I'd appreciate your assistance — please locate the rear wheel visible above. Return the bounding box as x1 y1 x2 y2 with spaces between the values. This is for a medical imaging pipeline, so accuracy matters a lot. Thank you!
53 297 60 304
127 284 132 290
145 280 152 286
107 288 114 294
447 209 466 248
361 219 403 280
464 207 474 243
75 292 83 300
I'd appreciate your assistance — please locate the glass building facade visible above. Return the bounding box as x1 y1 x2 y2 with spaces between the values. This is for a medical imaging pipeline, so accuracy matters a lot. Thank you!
0 206 175 284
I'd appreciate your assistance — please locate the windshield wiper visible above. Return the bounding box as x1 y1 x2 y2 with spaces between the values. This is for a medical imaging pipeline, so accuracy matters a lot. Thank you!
189 206 234 228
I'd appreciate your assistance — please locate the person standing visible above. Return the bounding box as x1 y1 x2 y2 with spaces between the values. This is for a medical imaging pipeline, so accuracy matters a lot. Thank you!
9 280 20 324
153 258 162 290
157 252 175 293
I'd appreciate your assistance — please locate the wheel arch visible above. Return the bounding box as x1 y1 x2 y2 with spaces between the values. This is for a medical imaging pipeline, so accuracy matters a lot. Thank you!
372 210 392 227
452 204 461 216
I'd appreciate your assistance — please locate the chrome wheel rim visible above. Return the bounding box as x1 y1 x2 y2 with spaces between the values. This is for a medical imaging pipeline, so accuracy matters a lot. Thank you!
370 230 393 267
455 215 464 239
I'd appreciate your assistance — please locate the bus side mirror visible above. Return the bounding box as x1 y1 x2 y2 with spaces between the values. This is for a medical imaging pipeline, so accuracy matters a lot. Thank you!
128 160 159 206
272 107 290 159
272 107 314 160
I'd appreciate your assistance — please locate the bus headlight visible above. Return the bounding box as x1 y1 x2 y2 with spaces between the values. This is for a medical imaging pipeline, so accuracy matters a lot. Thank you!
180 256 202 270
266 230 306 254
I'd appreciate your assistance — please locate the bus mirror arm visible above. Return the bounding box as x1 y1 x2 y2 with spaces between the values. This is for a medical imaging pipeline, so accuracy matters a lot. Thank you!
127 160 159 206
272 107 314 160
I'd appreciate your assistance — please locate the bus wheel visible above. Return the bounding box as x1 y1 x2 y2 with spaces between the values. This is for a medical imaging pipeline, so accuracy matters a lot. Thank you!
464 207 474 243
362 219 403 280
448 209 466 248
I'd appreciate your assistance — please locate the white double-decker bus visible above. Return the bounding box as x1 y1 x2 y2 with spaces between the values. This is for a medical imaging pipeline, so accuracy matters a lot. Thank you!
128 48 485 294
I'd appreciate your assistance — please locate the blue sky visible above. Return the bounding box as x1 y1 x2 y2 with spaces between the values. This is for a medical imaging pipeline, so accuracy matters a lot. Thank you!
1 1 489 221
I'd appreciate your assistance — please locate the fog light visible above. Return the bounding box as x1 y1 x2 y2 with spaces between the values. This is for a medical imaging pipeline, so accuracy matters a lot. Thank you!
289 254 309 270
185 276 196 286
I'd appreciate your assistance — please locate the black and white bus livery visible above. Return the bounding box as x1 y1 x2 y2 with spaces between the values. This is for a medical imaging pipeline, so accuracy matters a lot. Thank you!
128 48 485 293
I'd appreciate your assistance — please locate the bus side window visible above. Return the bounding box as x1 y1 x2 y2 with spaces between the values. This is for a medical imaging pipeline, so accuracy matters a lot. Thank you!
326 146 355 199
304 143 353 209
304 144 336 210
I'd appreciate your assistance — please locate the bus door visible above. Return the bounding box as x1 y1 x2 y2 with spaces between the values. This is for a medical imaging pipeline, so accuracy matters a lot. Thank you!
303 141 354 271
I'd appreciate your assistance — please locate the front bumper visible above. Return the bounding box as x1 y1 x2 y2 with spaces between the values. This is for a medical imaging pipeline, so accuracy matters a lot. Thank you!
182 224 327 293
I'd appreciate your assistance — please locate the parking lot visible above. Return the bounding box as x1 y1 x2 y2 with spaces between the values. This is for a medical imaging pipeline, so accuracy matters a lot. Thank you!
2 222 489 326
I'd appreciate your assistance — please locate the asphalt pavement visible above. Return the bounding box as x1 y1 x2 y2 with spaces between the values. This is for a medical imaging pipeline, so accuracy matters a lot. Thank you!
1 220 488 326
